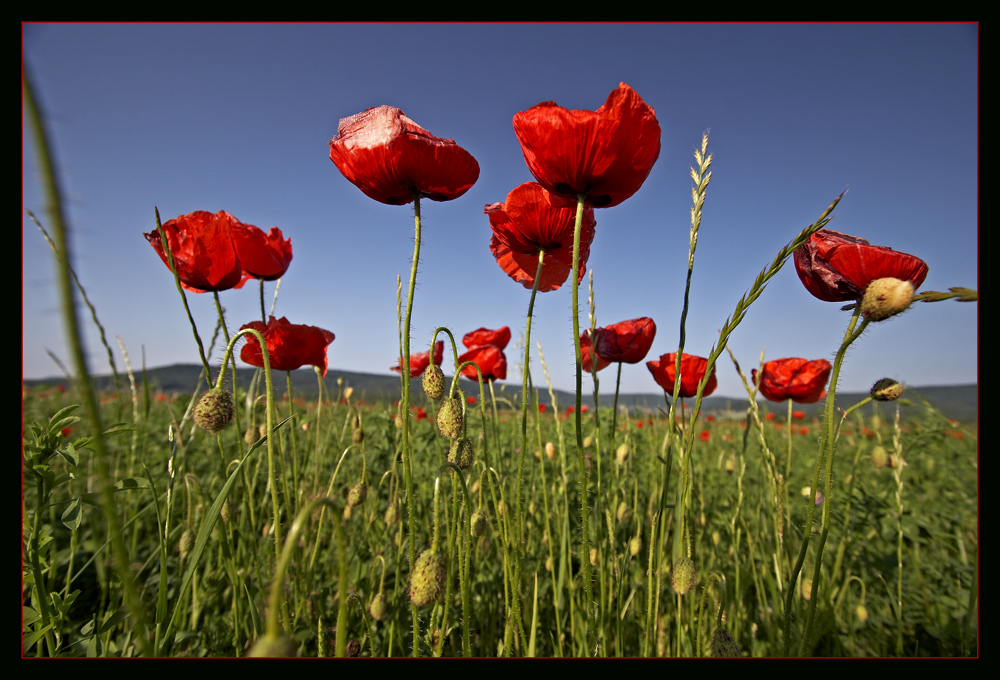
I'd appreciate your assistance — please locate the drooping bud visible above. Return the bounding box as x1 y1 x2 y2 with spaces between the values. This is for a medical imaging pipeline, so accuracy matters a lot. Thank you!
369 592 387 621
347 480 367 507
545 441 556 461
193 388 235 433
384 500 399 526
409 549 446 607
615 442 629 465
448 437 474 469
436 395 464 438
861 277 916 321
871 444 889 469
422 365 446 401
629 536 642 557
470 508 488 536
871 378 904 401
710 628 742 657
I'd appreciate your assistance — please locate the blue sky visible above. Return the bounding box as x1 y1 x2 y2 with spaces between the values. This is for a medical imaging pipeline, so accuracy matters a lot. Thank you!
22 23 978 399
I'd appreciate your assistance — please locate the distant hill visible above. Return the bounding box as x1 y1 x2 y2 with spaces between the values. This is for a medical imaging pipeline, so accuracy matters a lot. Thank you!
24 364 977 424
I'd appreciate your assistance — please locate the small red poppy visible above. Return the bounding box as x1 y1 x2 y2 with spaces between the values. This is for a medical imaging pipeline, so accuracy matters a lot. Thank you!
230 221 293 281
486 182 596 292
144 210 245 293
794 229 928 303
594 317 657 365
329 105 480 205
467 396 476 405
239 316 336 377
458 345 507 383
792 410 806 420
645 352 717 399
752 358 832 404
580 330 611 373
699 430 710 442
513 82 661 208
391 341 445 378
463 327 512 351
538 403 547 413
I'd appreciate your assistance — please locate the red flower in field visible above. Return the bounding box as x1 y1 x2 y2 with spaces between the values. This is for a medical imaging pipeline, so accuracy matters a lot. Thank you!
792 410 806 420
538 403 547 413
645 353 717 398
594 317 657 364
513 82 661 208
799 427 810 436
463 326 512 351
60 426 72 438
699 430 710 442
328 105 479 205
766 412 776 422
144 210 245 293
230 221 293 281
752 358 832 404
391 341 445 377
239 316 336 376
458 345 507 383
580 405 589 413
412 406 428 421
467 396 476 405
794 229 928 304
487 182 596 292
580 330 611 373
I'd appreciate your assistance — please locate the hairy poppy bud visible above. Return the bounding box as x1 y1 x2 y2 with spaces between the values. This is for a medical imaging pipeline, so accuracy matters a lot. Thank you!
410 549 446 607
470 508 488 537
871 445 889 468
448 437 474 469
629 536 642 557
369 592 387 621
671 557 698 595
422 365 446 401
347 480 367 507
436 395 464 439
711 629 742 657
871 378 904 401
193 388 235 434
384 500 399 526
861 277 916 321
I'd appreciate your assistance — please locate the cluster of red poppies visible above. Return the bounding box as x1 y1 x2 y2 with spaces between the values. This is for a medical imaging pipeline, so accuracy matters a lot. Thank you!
394 327 510 384
148 81 929 398
144 209 335 376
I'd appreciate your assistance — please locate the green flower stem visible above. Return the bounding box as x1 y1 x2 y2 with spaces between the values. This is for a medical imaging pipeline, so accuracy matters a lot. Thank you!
401 193 423 655
308 444 364 570
24 65 152 656
263 497 348 656
784 309 868 655
569 193 598 653
516 251 545 555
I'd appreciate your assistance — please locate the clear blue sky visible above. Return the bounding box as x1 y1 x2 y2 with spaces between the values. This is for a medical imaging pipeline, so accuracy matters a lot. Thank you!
22 23 978 400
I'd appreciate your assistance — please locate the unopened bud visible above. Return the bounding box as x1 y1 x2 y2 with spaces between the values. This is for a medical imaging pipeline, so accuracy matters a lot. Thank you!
861 277 915 321
422 365 446 401
871 378 904 401
193 388 235 434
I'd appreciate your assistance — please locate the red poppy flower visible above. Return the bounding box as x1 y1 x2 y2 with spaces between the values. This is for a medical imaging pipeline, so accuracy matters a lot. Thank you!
594 317 657 365
645 352 717 398
487 182 596 292
538 403 547 413
512 82 661 208
794 229 928 303
699 430 710 442
328 105 480 205
752 358 832 404
793 410 806 420
458 345 507 383
467 395 476 405
230 221 293 281
463 327 512 351
580 330 611 373
144 210 245 293
239 316 336 376
391 341 445 378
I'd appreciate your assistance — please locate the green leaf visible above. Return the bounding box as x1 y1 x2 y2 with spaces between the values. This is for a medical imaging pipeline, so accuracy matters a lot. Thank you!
22 606 41 626
61 497 83 531
22 624 54 655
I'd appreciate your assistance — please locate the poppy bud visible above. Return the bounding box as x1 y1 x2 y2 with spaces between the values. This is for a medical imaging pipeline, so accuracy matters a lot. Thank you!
856 604 869 623
615 443 629 465
861 277 916 321
347 480 367 507
369 592 388 622
193 388 235 434
545 441 556 461
384 500 399 526
409 549 446 607
470 508 488 537
448 437 474 470
871 445 889 468
629 536 642 557
710 629 742 657
422 364 446 400
248 633 297 657
590 547 599 566
871 378 904 401
436 395 464 439
671 557 698 595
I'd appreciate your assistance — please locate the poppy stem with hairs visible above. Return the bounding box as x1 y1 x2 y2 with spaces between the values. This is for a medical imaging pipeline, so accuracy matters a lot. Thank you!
783 309 869 655
213 290 244 441
570 193 598 652
401 192 422 655
516 250 545 554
